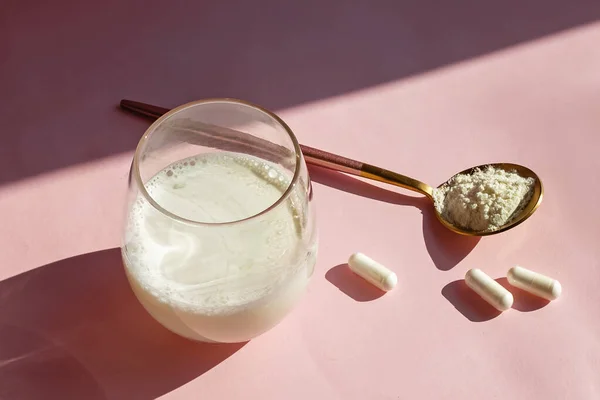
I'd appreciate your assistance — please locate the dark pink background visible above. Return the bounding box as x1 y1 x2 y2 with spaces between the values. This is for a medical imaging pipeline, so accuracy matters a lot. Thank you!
2 0 599 185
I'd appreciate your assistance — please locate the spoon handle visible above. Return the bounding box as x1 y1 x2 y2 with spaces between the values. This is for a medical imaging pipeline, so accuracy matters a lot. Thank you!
299 144 433 197
120 99 434 198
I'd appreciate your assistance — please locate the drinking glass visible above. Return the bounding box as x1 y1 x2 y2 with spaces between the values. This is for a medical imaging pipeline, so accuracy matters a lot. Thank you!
121 99 317 343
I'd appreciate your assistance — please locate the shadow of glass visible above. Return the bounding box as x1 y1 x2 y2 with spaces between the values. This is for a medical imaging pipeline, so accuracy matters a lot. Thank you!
496 277 550 312
325 264 385 302
309 165 479 271
0 324 107 399
0 248 245 399
442 279 502 322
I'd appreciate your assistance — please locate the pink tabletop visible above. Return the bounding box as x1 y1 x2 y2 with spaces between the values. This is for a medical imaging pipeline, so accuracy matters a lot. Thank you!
2 2 600 399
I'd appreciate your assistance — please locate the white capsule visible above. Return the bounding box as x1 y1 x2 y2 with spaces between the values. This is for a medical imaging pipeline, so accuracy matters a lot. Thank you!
507 266 562 301
465 269 513 311
348 252 397 291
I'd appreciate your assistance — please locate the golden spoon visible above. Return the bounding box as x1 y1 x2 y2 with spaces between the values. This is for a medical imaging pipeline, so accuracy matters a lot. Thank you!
120 99 543 237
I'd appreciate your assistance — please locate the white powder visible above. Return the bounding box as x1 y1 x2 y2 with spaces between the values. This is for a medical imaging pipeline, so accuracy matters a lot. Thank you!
433 166 535 232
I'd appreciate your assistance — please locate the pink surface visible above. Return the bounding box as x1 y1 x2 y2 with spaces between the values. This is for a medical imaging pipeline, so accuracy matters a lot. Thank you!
2 2 600 399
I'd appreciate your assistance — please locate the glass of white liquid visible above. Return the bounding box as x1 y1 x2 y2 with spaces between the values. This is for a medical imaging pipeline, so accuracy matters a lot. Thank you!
122 99 317 343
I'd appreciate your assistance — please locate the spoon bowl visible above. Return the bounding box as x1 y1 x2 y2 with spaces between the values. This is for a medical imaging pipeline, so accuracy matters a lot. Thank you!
433 163 543 236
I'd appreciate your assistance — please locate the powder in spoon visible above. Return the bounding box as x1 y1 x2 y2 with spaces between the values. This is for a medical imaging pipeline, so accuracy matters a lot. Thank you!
433 166 535 232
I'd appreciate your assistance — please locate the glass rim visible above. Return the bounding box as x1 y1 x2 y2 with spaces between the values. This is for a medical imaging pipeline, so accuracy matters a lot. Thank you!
132 98 303 227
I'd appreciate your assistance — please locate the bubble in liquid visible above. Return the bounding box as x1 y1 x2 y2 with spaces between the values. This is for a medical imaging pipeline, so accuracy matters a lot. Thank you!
190 160 196 166
166 170 173 177
268 169 278 179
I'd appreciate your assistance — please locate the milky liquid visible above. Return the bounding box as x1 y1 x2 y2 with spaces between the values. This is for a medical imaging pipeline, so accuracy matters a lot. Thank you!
122 152 316 343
